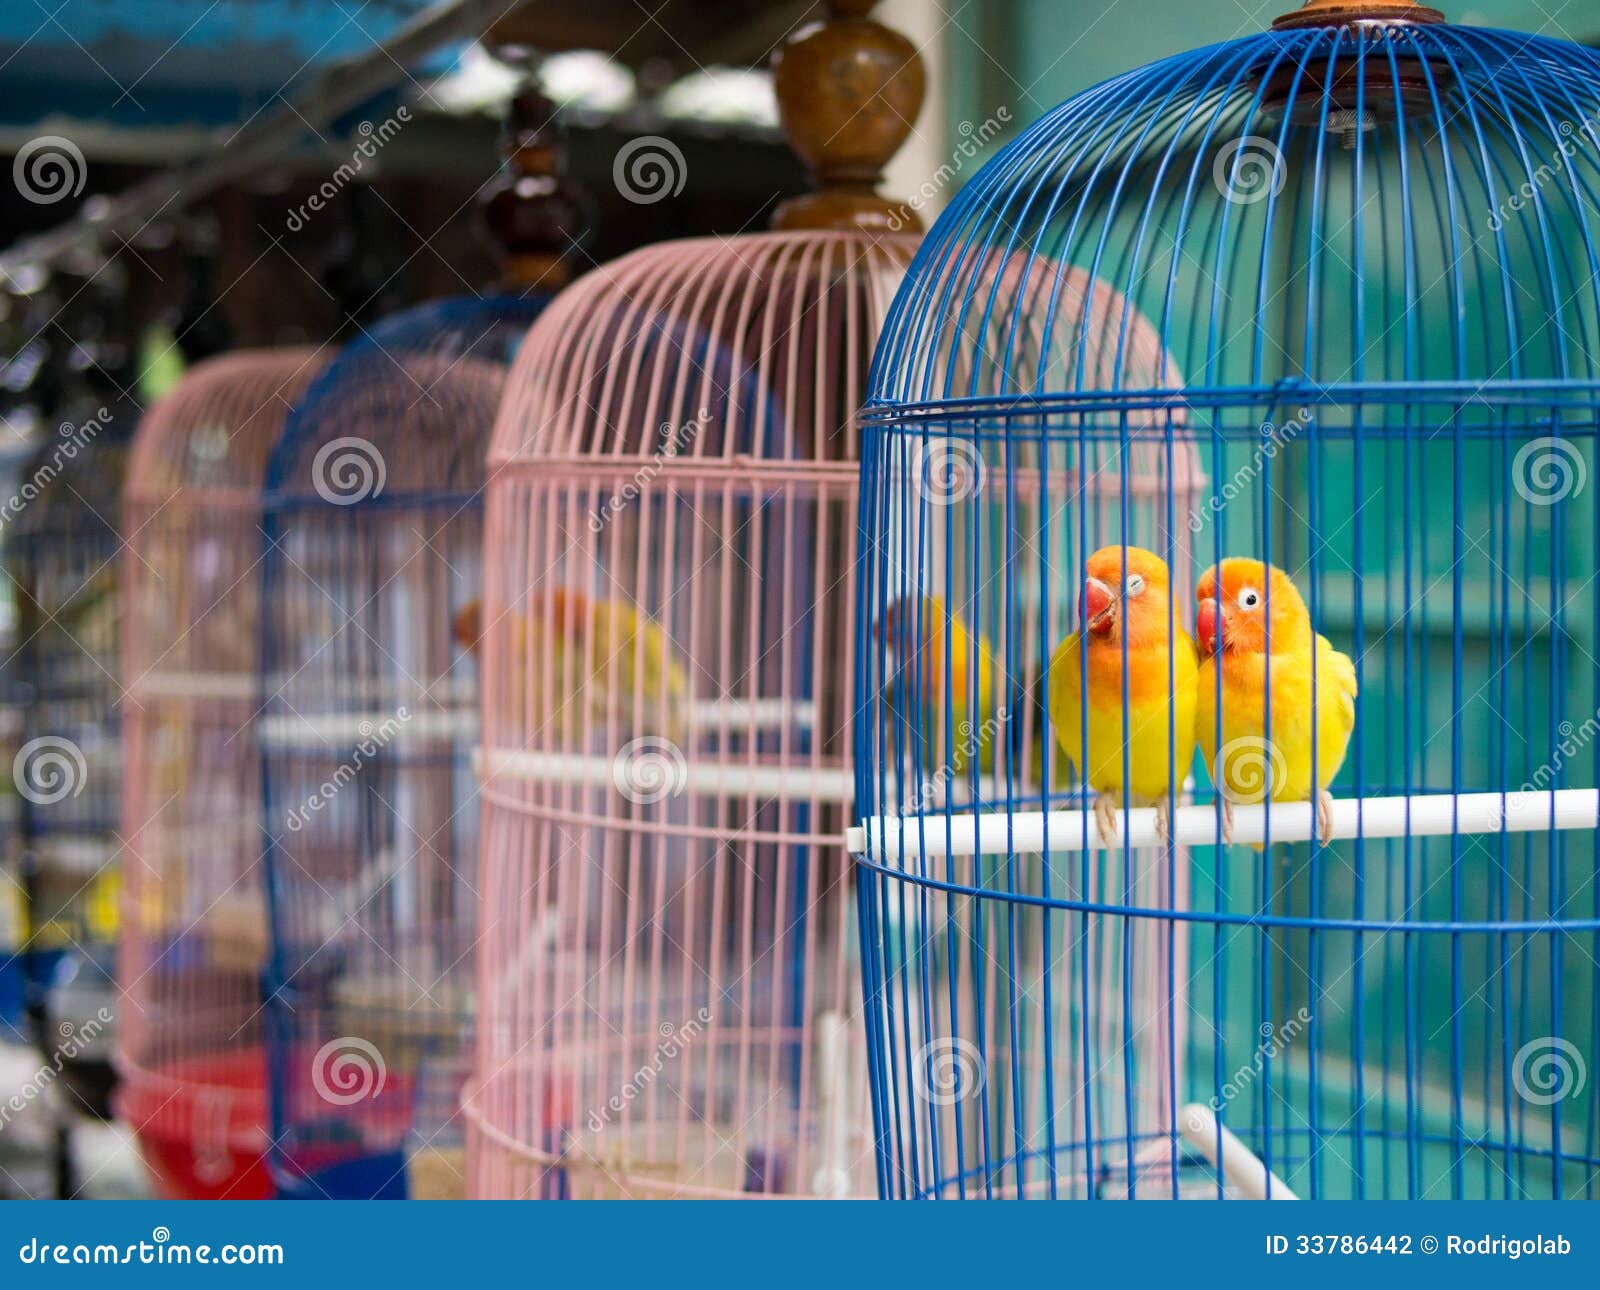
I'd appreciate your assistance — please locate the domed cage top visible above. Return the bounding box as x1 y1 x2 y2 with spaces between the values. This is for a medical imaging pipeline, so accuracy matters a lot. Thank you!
2 399 132 1112
256 294 547 1201
466 231 916 1199
118 349 324 1200
852 10 1600 1200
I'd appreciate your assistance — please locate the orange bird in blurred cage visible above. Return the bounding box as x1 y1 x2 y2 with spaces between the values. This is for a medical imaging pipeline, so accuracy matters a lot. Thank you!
1048 546 1199 847
1195 559 1358 847
453 587 688 743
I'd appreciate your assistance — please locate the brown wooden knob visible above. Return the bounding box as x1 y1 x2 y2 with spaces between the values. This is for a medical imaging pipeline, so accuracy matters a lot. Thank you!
479 83 587 290
1272 0 1444 28
771 0 926 235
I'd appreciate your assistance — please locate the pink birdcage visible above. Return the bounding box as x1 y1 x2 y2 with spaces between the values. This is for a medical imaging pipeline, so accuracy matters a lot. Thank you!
116 349 323 1199
463 1 926 1199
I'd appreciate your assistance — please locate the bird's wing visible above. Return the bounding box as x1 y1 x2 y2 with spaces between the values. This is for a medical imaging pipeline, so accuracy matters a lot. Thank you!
1316 634 1358 730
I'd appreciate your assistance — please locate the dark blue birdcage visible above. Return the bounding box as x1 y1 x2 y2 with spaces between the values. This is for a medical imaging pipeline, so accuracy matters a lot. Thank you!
257 293 547 1200
1 397 132 1157
853 0 1600 1200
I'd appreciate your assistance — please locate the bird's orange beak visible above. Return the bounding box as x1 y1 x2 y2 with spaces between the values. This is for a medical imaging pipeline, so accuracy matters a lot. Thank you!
1082 577 1115 634
1196 597 1220 656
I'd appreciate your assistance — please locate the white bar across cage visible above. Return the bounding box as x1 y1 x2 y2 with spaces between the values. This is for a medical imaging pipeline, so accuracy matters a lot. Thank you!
846 789 1600 857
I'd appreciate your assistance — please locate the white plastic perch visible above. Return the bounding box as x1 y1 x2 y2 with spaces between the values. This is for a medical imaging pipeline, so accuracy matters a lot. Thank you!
1178 1103 1298 1200
846 789 1600 858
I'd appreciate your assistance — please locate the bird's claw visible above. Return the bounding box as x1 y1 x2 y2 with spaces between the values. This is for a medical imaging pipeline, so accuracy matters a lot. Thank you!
1154 798 1173 848
1093 793 1120 850
1316 790 1336 848
1217 796 1236 846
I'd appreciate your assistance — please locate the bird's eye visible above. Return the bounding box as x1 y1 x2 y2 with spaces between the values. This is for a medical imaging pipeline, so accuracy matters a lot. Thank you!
1125 574 1145 596
1239 587 1261 610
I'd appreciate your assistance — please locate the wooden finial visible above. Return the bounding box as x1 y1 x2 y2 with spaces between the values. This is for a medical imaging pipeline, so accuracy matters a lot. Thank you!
479 82 587 291
770 0 926 235
1272 0 1444 29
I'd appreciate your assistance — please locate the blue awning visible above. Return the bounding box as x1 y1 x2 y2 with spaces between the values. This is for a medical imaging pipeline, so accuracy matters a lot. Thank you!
0 0 448 130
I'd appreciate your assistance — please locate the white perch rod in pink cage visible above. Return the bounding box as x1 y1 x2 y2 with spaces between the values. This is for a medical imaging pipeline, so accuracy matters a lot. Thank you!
847 789 1600 858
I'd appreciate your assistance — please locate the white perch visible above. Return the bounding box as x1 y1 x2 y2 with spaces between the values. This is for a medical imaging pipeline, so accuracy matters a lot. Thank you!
1178 1103 1298 1200
846 789 1600 857
477 747 857 802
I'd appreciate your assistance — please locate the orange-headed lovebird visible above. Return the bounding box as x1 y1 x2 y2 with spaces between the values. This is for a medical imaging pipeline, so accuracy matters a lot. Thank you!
455 588 688 742
1048 546 1199 847
1195 559 1358 846
878 595 999 775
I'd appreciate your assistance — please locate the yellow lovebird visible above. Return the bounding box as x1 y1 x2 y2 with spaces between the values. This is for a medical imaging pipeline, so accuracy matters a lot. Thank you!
1195 559 1358 847
454 588 689 743
878 595 998 775
1049 546 1199 847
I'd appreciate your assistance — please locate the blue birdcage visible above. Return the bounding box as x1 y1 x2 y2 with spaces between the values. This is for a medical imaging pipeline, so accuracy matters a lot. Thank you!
256 81 581 1202
2 392 133 1176
852 0 1600 1200
256 293 547 1201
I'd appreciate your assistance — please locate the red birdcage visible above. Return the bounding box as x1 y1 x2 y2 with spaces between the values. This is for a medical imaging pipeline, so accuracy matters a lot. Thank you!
116 349 323 1199
463 0 924 1198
